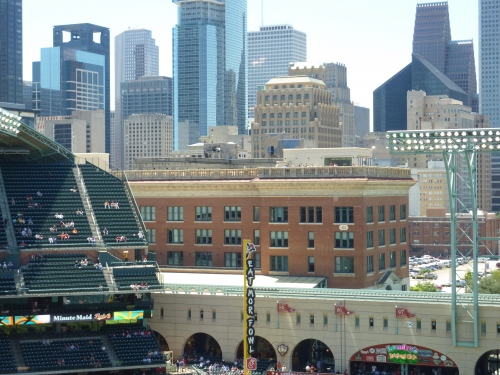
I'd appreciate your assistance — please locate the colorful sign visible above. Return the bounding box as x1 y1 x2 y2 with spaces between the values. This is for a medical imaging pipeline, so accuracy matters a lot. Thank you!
395 307 416 318
4 310 150 325
243 240 257 375
350 344 456 367
335 304 354 316
277 302 296 313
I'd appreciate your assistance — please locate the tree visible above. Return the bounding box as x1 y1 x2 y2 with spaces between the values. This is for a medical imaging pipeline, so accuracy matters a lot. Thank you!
410 282 439 292
460 269 500 294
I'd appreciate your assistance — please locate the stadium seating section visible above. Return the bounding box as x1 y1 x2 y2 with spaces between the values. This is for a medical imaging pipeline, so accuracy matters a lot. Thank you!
1 163 93 249
0 335 16 374
113 265 162 291
79 163 145 247
20 337 111 372
23 253 108 294
0 211 7 250
0 275 16 295
104 324 165 366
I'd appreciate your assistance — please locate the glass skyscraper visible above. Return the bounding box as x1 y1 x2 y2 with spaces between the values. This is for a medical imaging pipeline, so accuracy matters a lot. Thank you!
247 25 306 120
0 0 23 104
172 0 247 150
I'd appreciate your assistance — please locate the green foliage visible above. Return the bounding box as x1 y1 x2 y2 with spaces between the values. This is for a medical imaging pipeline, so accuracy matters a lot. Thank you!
419 268 430 274
479 269 500 294
410 282 439 292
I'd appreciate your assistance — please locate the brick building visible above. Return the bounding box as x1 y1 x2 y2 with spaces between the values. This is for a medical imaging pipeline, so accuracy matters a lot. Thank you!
128 166 415 289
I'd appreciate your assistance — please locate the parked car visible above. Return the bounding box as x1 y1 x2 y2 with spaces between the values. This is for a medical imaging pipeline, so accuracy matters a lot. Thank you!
425 273 438 280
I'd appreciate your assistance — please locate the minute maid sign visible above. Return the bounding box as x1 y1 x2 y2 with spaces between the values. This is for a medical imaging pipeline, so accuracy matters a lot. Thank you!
386 344 418 364
243 240 257 375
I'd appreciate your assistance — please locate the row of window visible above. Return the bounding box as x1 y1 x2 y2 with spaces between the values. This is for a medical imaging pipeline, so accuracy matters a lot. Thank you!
263 94 310 101
141 205 407 223
166 251 407 273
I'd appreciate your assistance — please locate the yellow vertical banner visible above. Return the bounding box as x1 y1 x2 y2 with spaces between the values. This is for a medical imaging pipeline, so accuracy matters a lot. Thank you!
243 239 257 375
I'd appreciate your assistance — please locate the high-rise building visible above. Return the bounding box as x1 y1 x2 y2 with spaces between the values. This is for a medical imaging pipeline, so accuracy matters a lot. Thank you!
123 113 173 170
247 25 306 120
412 2 451 73
113 29 159 167
412 2 477 109
289 62 355 147
373 54 467 133
49 24 110 152
0 0 23 104
172 0 247 149
22 81 32 110
354 105 370 140
251 76 341 157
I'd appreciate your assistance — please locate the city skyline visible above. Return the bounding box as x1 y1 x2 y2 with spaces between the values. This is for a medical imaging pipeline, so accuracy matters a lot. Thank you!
22 0 478 128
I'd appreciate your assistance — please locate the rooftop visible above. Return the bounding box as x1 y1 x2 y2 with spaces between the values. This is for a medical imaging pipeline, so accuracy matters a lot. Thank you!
265 76 326 87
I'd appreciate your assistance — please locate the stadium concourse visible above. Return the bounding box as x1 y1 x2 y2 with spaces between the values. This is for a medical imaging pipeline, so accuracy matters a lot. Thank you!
0 111 166 374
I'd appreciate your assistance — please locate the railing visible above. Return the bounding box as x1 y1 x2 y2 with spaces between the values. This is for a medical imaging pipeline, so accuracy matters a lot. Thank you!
125 166 412 181
74 164 102 242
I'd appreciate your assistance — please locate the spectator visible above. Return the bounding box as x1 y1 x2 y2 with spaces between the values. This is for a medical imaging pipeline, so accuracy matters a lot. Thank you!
104 201 110 209
7 262 13 271
102 227 108 235
138 231 144 240
36 190 42 197
70 187 77 193
50 225 57 233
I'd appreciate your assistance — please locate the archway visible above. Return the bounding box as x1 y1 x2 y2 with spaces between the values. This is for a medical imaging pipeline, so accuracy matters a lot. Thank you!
152 330 170 351
184 333 222 361
292 339 334 372
236 336 277 361
475 349 500 375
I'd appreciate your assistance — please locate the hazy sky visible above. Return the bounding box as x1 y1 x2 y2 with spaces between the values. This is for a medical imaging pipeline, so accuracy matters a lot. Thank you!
23 0 478 127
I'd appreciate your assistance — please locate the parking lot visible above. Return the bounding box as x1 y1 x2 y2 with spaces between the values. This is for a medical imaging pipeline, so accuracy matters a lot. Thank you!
409 257 497 292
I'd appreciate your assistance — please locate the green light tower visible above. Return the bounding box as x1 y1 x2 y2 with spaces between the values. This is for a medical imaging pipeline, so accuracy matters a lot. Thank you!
388 128 500 347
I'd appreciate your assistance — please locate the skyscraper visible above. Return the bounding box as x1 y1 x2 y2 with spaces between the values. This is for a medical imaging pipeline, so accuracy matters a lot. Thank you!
412 2 477 108
172 0 247 150
412 2 451 73
51 24 110 152
0 0 23 104
114 28 159 168
247 25 306 119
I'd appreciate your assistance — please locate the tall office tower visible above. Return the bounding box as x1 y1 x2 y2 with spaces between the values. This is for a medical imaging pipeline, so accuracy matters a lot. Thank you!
412 2 451 73
172 0 247 150
22 81 32 110
31 62 40 111
289 62 355 147
114 29 159 168
123 113 173 170
0 0 23 104
50 24 110 152
247 25 306 120
412 2 477 108
479 0 500 211
354 105 370 140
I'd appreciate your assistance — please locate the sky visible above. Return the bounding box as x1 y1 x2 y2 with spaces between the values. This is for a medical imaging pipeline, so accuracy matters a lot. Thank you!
22 0 479 128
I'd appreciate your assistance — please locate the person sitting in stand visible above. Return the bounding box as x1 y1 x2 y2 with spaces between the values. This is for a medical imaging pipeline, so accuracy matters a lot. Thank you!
35 234 43 241
19 241 26 248
26 195 32 201
36 190 42 197
55 213 63 219
87 236 96 244
76 210 84 215
138 230 144 240
70 187 77 193
104 201 110 209
111 201 119 209
72 228 78 234
33 202 41 209
50 225 57 233
27 217 33 225
102 227 108 235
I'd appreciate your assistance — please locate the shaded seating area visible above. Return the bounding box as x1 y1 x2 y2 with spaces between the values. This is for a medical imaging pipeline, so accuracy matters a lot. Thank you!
23 253 107 294
0 211 8 250
78 163 146 247
112 265 162 291
0 275 16 295
20 337 111 372
0 335 16 374
104 324 165 367
1 163 93 249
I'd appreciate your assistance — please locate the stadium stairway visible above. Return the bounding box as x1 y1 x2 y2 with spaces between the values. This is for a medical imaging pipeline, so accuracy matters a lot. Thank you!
0 166 18 253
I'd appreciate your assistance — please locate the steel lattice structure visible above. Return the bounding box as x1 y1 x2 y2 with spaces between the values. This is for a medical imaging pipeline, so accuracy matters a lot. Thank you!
388 128 500 347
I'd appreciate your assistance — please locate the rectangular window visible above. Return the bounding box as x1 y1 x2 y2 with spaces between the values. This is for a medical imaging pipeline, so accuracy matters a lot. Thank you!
400 227 407 243
355 316 360 328
224 206 241 222
224 229 242 245
335 257 354 273
270 256 288 271
195 206 212 221
390 228 396 245
212 310 216 320
310 315 315 325
253 206 260 222
300 206 322 223
167 229 183 244
335 207 354 223
308 232 315 248
254 253 261 269
378 206 385 222
195 229 212 244
369 317 374 327
167 251 183 266
400 204 407 220
253 230 260 245
195 252 212 266
366 206 373 223
383 317 388 329
323 315 328 325
224 252 242 267
296 313 301 324
270 207 288 223
447 320 452 333
379 253 386 270
308 256 315 272
390 205 396 221
140 206 156 221
367 231 374 248
390 251 396 268
367 255 374 273
378 230 385 246
481 321 486 335
335 232 354 248
266 312 271 323
270 231 288 247
146 228 156 244
167 206 184 221
400 250 407 266
431 320 436 330
188 308 191 319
